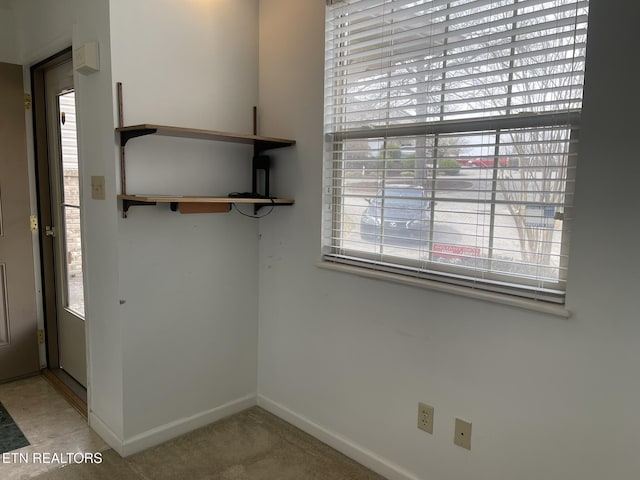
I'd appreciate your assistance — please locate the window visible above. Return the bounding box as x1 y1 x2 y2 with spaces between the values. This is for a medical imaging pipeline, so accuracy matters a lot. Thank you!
322 0 588 304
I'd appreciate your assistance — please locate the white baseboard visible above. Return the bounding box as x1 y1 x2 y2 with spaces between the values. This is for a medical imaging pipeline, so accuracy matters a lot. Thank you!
257 394 421 480
88 412 125 456
92 393 257 457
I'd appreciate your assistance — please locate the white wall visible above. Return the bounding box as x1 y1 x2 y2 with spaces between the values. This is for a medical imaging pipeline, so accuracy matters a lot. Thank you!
9 0 124 443
257 1 640 479
0 3 18 64
109 0 261 448
73 0 125 449
11 0 76 64
11 0 263 455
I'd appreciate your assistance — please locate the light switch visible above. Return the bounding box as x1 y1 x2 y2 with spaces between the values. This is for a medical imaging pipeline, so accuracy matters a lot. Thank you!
91 176 106 200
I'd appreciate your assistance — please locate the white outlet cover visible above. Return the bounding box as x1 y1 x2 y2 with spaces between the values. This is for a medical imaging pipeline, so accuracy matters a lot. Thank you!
454 418 472 450
417 402 434 434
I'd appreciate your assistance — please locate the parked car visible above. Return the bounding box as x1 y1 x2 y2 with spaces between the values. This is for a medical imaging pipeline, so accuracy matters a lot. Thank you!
360 186 430 244
460 157 508 168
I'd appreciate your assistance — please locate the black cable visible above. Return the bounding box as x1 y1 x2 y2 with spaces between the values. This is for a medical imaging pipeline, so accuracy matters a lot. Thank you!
231 198 275 219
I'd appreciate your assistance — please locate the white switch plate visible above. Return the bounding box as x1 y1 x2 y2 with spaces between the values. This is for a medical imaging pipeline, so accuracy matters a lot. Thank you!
454 418 472 450
91 176 106 200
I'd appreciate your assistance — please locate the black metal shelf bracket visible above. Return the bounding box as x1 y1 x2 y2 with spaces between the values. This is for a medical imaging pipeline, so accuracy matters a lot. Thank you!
253 199 294 215
255 139 292 153
122 199 156 217
120 128 158 146
252 155 271 198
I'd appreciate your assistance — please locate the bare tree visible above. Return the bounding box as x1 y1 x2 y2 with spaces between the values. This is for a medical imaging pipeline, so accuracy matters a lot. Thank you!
435 0 585 268
498 127 571 267
493 1 584 267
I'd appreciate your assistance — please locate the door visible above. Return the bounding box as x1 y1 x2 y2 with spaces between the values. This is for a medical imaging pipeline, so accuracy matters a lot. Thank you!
0 62 40 382
44 59 87 387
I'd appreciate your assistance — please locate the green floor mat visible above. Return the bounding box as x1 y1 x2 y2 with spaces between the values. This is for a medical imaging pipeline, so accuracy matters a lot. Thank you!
0 401 29 454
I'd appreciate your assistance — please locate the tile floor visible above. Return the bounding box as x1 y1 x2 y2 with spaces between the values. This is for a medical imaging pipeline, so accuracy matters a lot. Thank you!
0 376 108 480
1 376 385 480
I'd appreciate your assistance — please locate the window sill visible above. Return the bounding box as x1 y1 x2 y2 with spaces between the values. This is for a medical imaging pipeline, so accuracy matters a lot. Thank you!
316 261 571 318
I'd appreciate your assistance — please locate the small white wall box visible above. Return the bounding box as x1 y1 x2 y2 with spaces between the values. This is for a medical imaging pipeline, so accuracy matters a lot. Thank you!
74 42 99 75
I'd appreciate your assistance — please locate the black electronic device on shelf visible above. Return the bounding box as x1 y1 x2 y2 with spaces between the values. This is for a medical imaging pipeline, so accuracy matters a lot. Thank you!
252 154 271 198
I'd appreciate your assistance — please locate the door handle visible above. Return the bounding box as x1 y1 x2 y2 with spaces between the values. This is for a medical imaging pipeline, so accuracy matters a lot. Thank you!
45 226 56 237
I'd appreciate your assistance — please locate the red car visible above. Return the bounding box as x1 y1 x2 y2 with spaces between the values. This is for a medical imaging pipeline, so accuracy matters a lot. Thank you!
461 157 508 168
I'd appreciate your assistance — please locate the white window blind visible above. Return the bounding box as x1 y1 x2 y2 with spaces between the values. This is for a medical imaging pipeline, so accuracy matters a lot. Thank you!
322 0 589 303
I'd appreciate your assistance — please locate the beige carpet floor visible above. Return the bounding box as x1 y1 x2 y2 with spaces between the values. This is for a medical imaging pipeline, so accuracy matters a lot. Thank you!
33 407 386 480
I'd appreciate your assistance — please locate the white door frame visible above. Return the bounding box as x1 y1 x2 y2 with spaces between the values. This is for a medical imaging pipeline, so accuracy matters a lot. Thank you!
30 47 88 395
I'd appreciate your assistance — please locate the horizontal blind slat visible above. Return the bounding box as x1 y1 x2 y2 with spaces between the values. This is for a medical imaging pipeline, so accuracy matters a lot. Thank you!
326 32 587 84
328 2 588 59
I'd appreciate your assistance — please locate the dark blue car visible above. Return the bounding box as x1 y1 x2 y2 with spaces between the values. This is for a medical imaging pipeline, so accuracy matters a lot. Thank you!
360 186 431 244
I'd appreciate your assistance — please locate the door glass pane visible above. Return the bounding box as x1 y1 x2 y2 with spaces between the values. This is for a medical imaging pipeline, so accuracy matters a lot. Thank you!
63 205 84 316
59 92 84 317
60 92 79 206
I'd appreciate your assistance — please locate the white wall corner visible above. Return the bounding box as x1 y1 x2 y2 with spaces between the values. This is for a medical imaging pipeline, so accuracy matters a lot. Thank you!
120 393 257 457
89 411 125 456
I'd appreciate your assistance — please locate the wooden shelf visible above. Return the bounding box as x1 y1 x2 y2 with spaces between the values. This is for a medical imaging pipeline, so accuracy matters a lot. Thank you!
118 194 294 215
116 124 295 150
115 83 296 218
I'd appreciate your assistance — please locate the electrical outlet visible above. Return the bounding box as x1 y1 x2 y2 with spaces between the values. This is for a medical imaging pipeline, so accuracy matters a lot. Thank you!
417 402 434 434
454 418 472 450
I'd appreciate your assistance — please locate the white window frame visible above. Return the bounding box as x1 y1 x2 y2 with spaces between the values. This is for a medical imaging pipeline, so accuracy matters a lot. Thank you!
322 0 589 307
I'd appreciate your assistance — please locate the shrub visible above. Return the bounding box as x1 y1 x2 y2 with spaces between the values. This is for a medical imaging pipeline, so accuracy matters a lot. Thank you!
439 159 461 176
